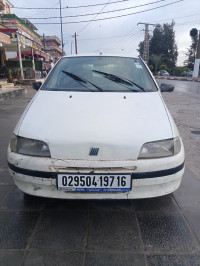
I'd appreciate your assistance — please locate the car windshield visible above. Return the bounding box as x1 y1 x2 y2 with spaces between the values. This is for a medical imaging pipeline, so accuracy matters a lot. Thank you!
42 56 157 92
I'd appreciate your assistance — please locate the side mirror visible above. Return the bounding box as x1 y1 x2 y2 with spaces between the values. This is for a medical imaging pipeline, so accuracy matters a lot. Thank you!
160 83 174 92
32 81 42 91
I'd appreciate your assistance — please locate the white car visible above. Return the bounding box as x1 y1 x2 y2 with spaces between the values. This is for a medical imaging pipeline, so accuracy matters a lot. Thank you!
158 70 170 76
7 55 185 199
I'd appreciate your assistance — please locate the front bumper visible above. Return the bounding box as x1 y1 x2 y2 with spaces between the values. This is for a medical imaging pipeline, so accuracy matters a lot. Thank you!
7 145 185 199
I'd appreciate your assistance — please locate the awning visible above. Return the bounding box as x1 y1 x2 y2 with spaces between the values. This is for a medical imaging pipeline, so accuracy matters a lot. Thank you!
38 50 51 60
0 32 11 45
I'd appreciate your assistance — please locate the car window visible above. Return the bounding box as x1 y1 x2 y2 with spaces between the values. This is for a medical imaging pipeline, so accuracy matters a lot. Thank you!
42 56 157 92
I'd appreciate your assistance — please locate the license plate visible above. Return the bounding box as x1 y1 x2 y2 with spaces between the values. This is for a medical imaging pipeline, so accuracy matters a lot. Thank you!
57 174 131 192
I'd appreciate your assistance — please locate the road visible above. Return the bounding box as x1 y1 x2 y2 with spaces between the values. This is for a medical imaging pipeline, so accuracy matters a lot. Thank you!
158 80 200 179
156 79 200 96
0 85 200 266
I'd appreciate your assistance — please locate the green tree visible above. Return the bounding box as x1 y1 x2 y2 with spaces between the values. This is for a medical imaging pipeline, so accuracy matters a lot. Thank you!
160 64 168 71
184 34 198 69
138 21 178 71
137 41 144 58
173 66 189 76
148 65 154 72
149 24 163 55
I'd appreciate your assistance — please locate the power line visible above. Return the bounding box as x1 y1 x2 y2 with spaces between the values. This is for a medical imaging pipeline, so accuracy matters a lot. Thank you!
77 34 137 41
110 26 139 48
145 13 199 27
33 0 183 25
175 21 200 26
64 0 132 9
78 0 112 34
24 0 167 20
13 0 133 10
150 13 199 24
112 32 142 49
27 1 60 18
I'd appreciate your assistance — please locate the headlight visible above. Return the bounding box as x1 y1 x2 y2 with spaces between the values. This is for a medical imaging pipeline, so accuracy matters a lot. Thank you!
10 135 51 157
138 137 181 159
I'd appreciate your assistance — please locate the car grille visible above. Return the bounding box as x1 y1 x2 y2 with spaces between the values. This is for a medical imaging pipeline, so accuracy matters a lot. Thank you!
51 166 137 173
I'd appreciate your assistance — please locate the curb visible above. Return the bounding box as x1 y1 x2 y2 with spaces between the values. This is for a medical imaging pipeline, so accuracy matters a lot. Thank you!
156 76 200 82
0 87 25 101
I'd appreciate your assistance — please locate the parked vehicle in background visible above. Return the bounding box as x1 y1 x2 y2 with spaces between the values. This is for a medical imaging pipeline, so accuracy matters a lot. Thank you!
180 71 187 77
157 70 169 76
181 70 193 77
186 71 193 77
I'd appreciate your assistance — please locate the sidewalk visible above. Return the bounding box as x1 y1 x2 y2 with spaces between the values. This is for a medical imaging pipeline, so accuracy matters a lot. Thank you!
0 80 24 101
0 78 45 101
156 75 200 82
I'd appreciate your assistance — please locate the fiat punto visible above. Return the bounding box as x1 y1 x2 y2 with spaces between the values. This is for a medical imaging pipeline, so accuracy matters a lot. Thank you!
7 55 185 199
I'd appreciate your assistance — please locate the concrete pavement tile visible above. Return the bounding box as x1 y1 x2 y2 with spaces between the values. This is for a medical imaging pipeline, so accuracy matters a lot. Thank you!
173 169 200 243
134 195 179 213
173 169 200 211
183 210 200 244
23 250 84 266
44 198 90 211
0 211 39 249
87 211 142 252
30 211 88 250
88 199 135 212
0 168 14 185
44 199 134 212
0 250 25 266
85 252 145 266
1 187 46 211
0 186 14 207
147 255 200 266
137 213 200 253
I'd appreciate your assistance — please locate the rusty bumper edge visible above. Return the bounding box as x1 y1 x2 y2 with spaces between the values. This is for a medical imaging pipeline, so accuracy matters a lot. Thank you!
8 161 185 180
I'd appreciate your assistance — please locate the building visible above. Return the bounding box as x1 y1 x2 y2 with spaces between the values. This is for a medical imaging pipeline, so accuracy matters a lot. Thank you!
0 0 13 14
0 12 52 80
0 0 63 81
41 35 62 63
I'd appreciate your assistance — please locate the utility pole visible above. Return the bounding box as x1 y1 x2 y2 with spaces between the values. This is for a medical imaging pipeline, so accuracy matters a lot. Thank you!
43 33 46 52
17 31 24 80
193 30 200 78
137 22 157 65
73 33 78 54
59 0 64 56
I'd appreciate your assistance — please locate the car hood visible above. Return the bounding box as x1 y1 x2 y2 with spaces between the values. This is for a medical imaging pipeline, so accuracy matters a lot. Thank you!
17 91 173 160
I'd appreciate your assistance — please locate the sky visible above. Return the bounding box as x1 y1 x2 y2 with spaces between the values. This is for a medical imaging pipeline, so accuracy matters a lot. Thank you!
9 0 200 65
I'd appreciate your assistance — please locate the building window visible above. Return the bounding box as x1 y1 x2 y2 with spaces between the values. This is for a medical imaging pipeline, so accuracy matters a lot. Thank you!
6 4 11 14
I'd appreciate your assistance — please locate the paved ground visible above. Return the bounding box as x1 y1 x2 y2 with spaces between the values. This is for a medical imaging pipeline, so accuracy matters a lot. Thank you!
0 85 200 266
157 78 200 96
157 80 200 179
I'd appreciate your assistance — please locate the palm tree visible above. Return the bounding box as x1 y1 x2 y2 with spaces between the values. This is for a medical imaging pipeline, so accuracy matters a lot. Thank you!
150 54 163 75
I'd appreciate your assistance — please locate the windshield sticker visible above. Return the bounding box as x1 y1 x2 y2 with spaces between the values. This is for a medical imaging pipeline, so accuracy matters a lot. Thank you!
135 63 143 69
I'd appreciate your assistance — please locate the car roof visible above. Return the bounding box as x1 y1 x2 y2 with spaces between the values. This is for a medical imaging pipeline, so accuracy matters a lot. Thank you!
62 54 139 60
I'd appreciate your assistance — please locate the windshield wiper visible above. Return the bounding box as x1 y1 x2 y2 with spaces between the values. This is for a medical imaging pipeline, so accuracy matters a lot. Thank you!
62 70 103 92
92 70 145 92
